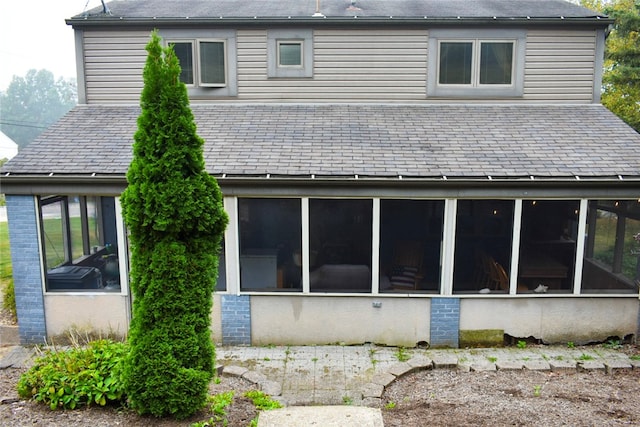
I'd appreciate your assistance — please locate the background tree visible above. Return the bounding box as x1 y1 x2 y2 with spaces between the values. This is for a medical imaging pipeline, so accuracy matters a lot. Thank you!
602 0 640 132
120 32 228 419
0 69 76 149
580 0 640 132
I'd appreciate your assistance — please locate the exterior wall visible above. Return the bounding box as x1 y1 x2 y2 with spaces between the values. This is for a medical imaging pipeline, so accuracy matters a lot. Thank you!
523 30 596 102
238 29 428 101
249 296 431 347
82 30 147 104
81 27 599 104
6 196 47 344
460 298 639 345
43 294 130 338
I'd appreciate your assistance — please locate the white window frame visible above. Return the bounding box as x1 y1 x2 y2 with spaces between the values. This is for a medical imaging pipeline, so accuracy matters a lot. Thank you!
427 29 526 98
277 40 304 68
197 39 228 88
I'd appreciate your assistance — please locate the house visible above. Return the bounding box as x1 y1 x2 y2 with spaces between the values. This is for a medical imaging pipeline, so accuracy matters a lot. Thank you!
1 0 639 348
0 132 18 161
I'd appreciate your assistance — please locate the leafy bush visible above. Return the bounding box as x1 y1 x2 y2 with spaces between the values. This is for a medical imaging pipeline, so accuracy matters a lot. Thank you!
17 340 127 410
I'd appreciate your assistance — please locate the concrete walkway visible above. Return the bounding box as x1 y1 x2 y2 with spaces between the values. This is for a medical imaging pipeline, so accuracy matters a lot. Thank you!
1 343 638 426
216 344 640 409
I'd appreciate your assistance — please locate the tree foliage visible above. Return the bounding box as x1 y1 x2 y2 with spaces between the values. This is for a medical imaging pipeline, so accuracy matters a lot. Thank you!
120 31 228 420
0 69 76 149
602 0 640 132
581 0 640 132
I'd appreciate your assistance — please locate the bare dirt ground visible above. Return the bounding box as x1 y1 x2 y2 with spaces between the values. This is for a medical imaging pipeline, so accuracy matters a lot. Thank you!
0 344 639 426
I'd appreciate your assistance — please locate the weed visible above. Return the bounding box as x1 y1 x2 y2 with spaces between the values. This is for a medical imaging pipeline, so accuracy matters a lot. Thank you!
384 401 396 410
533 385 542 397
342 395 353 405
604 339 622 349
311 357 318 363
487 356 497 363
577 353 594 361
394 347 411 362
213 377 221 385
630 355 640 361
244 390 282 411
263 357 271 362
192 391 235 426
522 357 530 361
567 341 575 348
1 278 16 322
554 355 564 361
516 340 527 349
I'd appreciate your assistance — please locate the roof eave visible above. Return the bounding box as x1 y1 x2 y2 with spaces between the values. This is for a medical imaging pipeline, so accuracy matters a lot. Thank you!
1 173 637 196
66 16 614 29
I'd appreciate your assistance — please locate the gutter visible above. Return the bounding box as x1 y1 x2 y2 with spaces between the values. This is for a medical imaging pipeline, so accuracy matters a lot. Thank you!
1 173 638 197
66 16 614 29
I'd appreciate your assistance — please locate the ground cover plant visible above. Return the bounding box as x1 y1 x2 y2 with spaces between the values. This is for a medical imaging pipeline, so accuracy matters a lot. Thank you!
119 31 228 420
16 340 127 410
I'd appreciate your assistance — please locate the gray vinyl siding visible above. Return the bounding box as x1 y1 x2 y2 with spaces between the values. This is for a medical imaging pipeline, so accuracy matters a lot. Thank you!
83 31 148 104
523 30 596 102
238 29 428 101
81 28 598 104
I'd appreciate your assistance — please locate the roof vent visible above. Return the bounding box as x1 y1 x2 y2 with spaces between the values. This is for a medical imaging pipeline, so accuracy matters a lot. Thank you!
312 0 325 17
347 0 362 12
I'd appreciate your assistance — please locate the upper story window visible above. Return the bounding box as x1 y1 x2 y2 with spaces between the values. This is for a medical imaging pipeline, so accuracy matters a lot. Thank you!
268 30 313 78
278 40 303 68
428 29 525 98
161 29 237 98
170 39 227 87
439 40 514 86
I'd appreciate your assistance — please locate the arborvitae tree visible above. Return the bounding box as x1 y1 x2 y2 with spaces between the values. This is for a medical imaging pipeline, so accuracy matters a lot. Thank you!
120 31 228 419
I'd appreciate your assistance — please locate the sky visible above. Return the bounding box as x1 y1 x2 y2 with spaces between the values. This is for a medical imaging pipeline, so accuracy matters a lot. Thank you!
0 0 104 91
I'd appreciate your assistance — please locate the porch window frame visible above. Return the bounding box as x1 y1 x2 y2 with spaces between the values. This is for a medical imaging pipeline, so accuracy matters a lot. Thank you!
223 196 636 298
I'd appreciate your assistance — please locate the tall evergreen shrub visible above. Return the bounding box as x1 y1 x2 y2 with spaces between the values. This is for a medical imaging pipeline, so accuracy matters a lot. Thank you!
120 31 228 419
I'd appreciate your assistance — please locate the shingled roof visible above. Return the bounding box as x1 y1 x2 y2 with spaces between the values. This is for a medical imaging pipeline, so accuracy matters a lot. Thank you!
70 0 607 25
3 104 639 181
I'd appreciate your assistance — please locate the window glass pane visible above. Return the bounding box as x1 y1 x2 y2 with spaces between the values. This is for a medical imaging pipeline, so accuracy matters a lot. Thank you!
239 199 302 291
86 196 100 251
42 199 67 270
453 200 514 293
517 200 579 293
582 200 640 293
380 200 444 293
479 42 513 85
68 196 84 261
99 197 120 290
216 239 226 292
439 42 472 84
42 196 121 292
309 199 372 293
173 42 194 84
200 41 226 85
279 42 302 66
